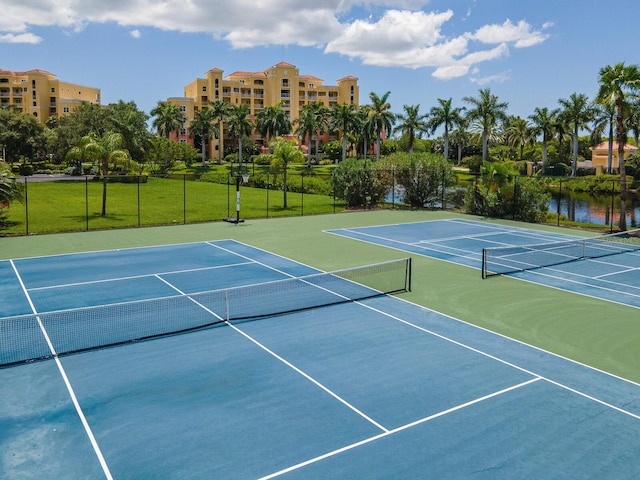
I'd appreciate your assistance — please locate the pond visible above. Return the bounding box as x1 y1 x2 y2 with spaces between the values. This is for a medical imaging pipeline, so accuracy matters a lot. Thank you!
549 189 640 228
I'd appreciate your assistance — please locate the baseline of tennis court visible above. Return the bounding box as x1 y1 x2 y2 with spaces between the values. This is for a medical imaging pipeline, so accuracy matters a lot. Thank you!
327 218 640 309
2 240 640 478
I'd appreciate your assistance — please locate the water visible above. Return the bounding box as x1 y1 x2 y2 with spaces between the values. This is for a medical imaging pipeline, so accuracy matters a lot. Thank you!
549 190 640 228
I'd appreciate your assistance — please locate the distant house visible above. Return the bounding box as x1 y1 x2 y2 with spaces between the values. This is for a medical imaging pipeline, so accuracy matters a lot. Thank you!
590 141 637 172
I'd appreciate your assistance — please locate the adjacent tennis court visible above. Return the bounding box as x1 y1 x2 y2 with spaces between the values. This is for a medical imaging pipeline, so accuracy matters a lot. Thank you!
328 218 640 309
2 236 640 478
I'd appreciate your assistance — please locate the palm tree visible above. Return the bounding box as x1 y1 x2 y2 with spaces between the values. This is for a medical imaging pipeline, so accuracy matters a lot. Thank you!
590 102 616 173
558 92 596 176
209 100 232 164
226 104 254 166
256 101 291 150
426 98 464 161
504 116 536 161
369 91 395 161
270 137 304 208
329 103 357 162
294 101 328 167
190 108 219 166
529 107 559 174
65 132 134 216
395 104 428 154
596 62 640 230
353 105 374 159
463 88 509 163
628 99 640 147
150 101 184 139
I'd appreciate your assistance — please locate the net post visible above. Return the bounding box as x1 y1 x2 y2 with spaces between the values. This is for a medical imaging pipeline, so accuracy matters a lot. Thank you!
407 257 412 292
481 249 487 279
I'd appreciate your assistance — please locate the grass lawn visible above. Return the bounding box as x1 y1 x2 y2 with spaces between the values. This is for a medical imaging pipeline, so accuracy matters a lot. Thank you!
2 176 344 235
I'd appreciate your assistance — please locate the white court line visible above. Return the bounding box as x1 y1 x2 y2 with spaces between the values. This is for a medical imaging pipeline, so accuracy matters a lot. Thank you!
154 274 391 433
259 378 541 479
9 260 113 480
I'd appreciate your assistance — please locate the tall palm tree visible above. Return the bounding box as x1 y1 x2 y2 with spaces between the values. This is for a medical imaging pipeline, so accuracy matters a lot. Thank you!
628 99 640 147
65 132 134 216
529 107 559 174
270 137 305 208
209 100 232 164
369 91 395 161
462 88 509 163
504 116 536 161
150 101 184 140
596 62 640 230
354 105 374 159
329 102 357 162
294 103 318 167
590 102 616 173
426 98 464 161
190 108 219 166
558 92 595 176
256 101 291 150
226 104 254 165
394 104 428 154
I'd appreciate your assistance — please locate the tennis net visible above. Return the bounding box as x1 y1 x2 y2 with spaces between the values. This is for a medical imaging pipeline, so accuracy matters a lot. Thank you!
0 258 411 367
482 229 640 278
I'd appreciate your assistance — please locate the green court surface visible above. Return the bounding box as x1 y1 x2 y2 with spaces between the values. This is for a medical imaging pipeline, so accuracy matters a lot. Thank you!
1 210 638 384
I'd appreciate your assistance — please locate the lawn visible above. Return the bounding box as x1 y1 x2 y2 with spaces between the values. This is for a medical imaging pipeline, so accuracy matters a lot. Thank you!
2 176 344 235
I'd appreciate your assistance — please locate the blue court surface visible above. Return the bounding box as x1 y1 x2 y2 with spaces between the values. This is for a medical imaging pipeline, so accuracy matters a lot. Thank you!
328 218 640 309
2 239 640 478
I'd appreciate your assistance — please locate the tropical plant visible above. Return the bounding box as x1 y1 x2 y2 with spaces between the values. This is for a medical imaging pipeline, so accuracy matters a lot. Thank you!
0 163 23 228
590 102 616 173
529 107 559 174
332 158 389 208
256 101 291 149
353 105 374 159
150 101 184 139
394 104 428 154
0 108 48 164
596 62 640 230
226 104 254 165
329 102 357 162
270 137 305 208
426 98 464 161
107 101 151 163
294 101 328 167
65 132 135 216
190 108 219 166
369 91 395 161
209 100 232 164
558 92 595 176
504 116 536 161
463 88 509 163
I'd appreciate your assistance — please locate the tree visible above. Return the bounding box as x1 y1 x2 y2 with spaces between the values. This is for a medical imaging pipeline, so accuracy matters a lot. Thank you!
463 88 509 163
270 137 304 208
256 101 291 150
0 108 48 164
558 92 595 176
150 101 184 139
426 98 464 161
190 108 219 166
596 62 640 230
294 101 328 167
590 102 616 173
65 133 134 216
226 104 254 165
209 100 232 164
369 91 395 161
395 104 428 154
329 102 357 162
354 105 374 159
107 101 151 164
504 116 536 161
529 107 559 174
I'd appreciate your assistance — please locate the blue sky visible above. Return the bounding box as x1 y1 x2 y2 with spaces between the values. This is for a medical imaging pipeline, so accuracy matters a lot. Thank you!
1 0 637 126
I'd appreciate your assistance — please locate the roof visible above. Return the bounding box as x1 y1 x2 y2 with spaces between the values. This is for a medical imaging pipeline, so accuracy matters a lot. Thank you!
0 69 57 77
590 141 638 151
337 75 359 82
272 61 296 68
226 71 267 78
300 75 323 82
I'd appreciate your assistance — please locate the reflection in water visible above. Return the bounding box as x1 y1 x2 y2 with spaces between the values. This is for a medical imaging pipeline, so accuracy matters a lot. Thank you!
550 190 639 228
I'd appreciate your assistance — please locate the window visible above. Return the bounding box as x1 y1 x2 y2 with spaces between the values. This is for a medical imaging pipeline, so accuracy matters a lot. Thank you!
281 79 289 87
202 85 207 92
51 87 56 93
63 107 70 113
215 79 219 87
180 105 186 112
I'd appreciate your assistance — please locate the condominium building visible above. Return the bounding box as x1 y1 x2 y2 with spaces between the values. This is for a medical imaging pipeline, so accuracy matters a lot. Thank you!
169 61 359 159
0 69 101 125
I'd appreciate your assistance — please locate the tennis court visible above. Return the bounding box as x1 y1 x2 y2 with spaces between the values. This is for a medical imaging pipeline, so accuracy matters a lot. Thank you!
328 218 640 309
2 236 640 478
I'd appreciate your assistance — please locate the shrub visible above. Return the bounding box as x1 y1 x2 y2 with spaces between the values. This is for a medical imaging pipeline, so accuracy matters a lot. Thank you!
332 158 389 208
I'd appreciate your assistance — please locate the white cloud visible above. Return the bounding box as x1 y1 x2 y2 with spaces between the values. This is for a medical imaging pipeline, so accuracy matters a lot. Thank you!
470 71 512 86
0 1 550 81
0 32 42 44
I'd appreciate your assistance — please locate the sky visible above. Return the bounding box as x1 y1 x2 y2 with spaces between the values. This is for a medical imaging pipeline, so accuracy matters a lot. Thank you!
1 0 638 127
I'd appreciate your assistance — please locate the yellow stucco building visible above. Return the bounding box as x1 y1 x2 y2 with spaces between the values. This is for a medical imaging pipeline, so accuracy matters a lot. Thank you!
590 141 638 172
169 61 359 159
0 69 101 125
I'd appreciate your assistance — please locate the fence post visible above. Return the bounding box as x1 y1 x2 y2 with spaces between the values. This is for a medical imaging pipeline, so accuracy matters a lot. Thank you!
610 179 615 233
557 179 562 227
85 176 89 231
138 175 142 228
